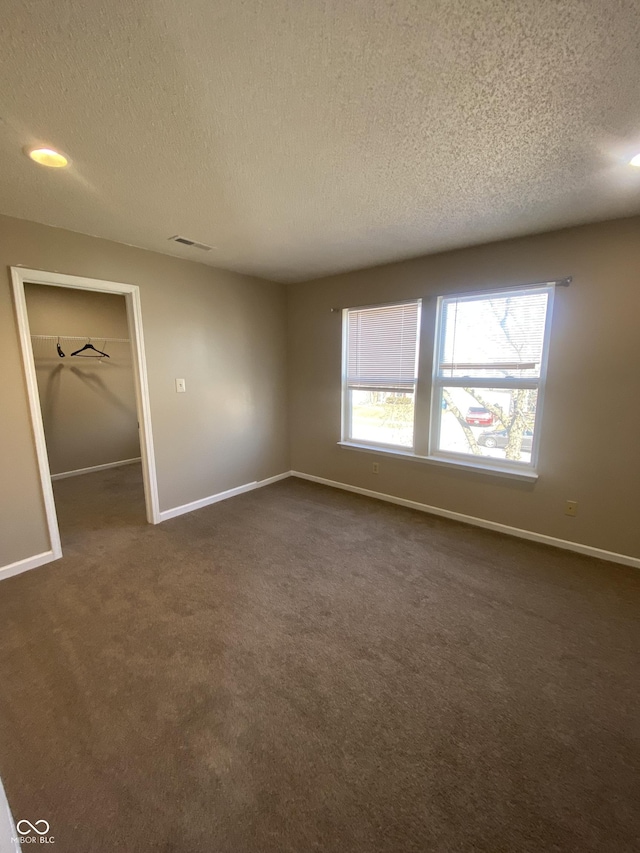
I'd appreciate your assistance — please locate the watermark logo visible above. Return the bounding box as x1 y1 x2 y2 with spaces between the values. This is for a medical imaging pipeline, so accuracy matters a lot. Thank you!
13 819 55 844
16 820 49 835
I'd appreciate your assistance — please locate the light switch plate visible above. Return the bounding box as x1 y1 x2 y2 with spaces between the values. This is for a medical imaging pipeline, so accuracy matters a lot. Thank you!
175 378 186 393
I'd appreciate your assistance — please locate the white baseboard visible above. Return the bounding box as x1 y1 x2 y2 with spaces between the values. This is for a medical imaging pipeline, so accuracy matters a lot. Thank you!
0 471 292 579
51 457 141 481
0 550 59 582
291 471 640 569
158 472 291 522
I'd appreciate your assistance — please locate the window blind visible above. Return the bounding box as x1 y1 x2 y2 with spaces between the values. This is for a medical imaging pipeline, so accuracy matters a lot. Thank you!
347 301 420 390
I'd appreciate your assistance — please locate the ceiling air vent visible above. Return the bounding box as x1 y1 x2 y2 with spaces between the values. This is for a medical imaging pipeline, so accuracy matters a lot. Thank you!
168 235 213 251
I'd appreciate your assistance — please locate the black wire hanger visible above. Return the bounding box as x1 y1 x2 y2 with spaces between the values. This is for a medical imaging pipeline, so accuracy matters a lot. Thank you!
70 339 110 358
56 336 66 358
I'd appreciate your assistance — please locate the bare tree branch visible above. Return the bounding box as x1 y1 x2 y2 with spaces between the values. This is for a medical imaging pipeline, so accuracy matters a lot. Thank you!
503 388 527 460
442 390 480 454
489 297 524 362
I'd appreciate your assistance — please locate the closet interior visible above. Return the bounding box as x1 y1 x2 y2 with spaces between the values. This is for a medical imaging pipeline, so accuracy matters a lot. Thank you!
25 283 145 539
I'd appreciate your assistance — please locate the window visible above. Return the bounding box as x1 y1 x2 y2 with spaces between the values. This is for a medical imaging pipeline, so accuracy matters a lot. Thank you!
431 285 554 470
342 300 421 450
341 285 555 475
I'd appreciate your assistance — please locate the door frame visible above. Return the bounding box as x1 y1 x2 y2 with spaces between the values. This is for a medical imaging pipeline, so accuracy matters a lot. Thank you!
11 267 161 562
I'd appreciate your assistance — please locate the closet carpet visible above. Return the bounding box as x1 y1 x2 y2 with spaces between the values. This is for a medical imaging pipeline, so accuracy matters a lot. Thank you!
0 465 638 852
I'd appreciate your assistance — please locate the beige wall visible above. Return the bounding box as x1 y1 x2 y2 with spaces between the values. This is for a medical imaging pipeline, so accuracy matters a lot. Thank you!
25 284 140 475
287 216 640 559
1 215 289 567
4 213 638 568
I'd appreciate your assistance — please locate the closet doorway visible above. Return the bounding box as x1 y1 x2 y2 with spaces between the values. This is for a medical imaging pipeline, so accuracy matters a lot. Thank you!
12 268 159 563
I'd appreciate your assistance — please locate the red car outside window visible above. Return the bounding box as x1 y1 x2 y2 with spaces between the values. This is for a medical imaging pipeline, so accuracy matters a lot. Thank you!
465 407 494 426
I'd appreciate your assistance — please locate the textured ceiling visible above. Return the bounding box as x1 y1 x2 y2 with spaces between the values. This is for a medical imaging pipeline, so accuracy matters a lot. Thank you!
1 0 640 282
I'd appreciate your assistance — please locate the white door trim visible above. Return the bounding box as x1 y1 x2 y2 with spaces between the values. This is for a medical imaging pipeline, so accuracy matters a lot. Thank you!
11 267 161 566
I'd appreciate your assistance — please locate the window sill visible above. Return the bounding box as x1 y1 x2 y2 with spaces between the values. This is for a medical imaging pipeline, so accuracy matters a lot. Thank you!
337 441 539 481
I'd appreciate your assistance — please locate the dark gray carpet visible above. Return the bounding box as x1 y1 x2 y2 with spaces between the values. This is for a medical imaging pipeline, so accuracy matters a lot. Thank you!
0 465 638 852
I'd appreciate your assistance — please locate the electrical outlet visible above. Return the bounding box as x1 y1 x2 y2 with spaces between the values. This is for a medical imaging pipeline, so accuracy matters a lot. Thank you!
372 462 379 474
175 378 186 393
565 500 578 517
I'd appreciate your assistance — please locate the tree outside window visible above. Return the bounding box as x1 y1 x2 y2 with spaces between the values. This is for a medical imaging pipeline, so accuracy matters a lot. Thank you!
431 286 554 469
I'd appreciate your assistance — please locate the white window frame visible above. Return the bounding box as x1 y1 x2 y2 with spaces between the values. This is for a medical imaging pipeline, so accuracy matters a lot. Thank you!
429 284 555 473
341 300 422 452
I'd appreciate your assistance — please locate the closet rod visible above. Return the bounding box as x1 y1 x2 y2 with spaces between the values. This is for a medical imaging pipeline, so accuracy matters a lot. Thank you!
30 334 130 343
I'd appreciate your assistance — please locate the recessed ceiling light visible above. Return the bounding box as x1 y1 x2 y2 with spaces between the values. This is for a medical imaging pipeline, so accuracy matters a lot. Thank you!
629 153 640 167
25 147 69 168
